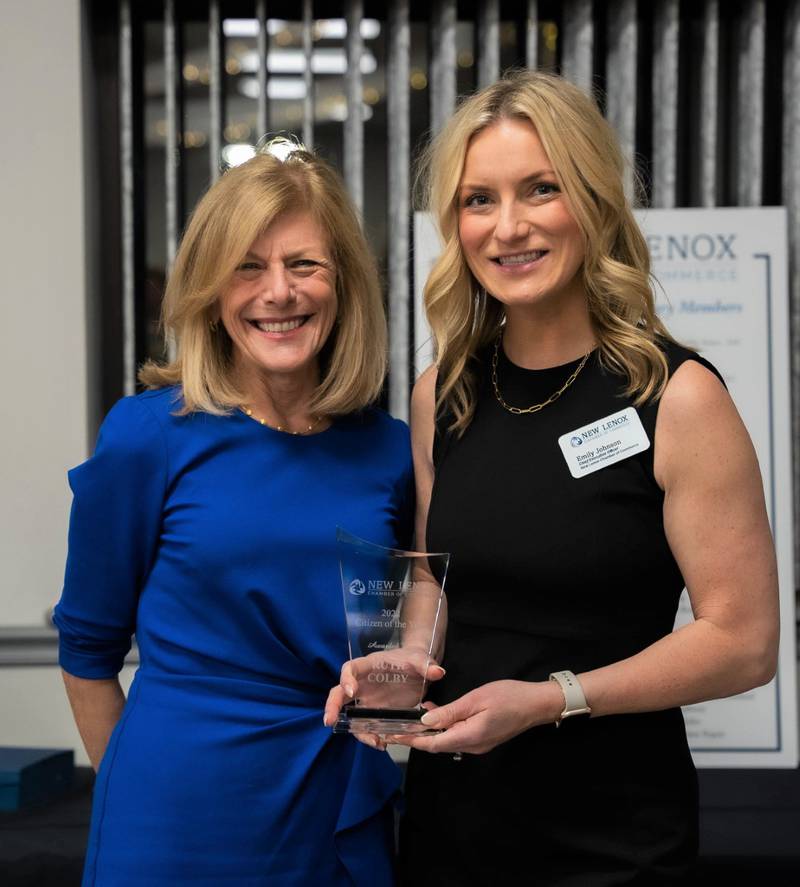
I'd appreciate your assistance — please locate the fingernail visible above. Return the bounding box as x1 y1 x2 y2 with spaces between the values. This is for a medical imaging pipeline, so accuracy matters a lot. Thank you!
345 685 355 697
432 665 446 676
420 711 439 727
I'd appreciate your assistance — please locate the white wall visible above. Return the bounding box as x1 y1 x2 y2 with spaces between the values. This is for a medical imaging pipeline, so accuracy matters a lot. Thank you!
0 0 87 624
1 667 136 767
0 0 89 760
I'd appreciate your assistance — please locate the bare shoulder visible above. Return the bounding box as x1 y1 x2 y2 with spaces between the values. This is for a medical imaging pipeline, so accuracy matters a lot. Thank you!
654 358 754 490
658 359 728 419
410 365 438 440
411 365 438 414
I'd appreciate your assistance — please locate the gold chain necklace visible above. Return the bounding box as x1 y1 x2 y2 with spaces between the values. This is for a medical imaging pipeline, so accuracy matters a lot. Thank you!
241 406 321 435
491 335 591 415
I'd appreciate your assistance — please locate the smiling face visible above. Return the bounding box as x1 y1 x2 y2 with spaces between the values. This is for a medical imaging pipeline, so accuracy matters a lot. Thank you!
218 211 337 391
457 117 587 315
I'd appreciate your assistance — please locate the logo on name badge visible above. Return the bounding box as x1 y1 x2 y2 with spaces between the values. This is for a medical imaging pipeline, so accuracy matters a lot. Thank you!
558 407 650 479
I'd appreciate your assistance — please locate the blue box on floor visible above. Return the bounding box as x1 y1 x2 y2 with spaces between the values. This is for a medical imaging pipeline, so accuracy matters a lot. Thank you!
0 747 74 811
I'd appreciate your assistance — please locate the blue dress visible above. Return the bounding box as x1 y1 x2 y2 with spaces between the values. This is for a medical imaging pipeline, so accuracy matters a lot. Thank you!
53 387 413 886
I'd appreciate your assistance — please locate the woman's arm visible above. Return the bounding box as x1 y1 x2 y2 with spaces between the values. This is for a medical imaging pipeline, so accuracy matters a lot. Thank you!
62 671 126 771
408 365 437 554
395 361 779 754
578 359 778 714
54 397 166 761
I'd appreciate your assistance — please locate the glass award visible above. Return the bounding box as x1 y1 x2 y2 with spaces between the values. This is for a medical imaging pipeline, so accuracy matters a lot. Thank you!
333 528 449 735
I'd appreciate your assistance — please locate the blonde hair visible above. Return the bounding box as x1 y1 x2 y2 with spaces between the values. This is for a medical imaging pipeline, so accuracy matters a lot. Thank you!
418 70 676 434
139 142 387 416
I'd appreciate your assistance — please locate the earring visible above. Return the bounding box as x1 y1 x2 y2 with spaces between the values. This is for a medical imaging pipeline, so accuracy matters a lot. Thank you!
209 318 218 332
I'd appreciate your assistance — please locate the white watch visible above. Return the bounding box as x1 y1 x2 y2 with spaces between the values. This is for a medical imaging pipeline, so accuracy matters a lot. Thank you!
549 670 592 727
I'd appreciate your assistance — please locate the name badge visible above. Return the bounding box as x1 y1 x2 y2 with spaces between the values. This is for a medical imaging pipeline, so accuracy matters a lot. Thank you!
558 407 650 478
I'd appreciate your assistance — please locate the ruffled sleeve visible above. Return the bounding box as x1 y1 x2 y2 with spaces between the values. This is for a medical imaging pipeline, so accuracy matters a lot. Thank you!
53 396 168 678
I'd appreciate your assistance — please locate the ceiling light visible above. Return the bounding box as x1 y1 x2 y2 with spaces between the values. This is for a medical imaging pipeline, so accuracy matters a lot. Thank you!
239 48 377 76
223 18 381 40
238 77 308 101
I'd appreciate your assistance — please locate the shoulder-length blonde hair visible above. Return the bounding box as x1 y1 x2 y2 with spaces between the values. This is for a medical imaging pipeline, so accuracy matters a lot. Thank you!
418 70 675 434
139 143 387 416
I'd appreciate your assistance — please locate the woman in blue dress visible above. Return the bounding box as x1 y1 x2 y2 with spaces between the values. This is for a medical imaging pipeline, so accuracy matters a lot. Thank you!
54 139 412 886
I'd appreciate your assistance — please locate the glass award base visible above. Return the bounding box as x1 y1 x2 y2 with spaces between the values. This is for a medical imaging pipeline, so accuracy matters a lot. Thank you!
333 706 441 736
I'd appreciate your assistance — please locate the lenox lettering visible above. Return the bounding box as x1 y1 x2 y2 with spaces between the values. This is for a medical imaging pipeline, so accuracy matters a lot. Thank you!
578 413 628 441
646 233 737 261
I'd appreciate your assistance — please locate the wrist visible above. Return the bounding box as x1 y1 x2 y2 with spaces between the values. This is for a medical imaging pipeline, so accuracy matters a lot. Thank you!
545 678 568 724
524 680 566 729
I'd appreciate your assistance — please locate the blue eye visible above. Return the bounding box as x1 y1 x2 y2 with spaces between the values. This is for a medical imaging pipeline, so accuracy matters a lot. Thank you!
531 183 559 197
464 193 491 208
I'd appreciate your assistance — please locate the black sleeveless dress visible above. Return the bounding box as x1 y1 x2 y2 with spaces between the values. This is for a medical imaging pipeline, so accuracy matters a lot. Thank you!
399 340 723 886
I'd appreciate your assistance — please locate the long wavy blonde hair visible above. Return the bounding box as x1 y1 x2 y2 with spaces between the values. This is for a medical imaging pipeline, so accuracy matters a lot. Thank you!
139 143 387 416
418 70 675 433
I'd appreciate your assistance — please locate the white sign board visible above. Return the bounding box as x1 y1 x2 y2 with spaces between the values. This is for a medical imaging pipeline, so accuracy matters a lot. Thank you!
413 208 798 768
637 207 797 768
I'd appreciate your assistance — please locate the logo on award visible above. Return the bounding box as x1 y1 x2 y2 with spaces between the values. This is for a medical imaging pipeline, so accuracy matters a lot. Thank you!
570 436 583 448
348 578 366 596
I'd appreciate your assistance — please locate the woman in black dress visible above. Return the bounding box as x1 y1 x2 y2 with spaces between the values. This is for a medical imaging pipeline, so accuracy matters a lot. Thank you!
328 71 778 885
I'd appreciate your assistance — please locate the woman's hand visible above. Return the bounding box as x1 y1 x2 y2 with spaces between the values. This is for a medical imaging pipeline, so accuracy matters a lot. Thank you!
323 646 446 749
390 679 564 756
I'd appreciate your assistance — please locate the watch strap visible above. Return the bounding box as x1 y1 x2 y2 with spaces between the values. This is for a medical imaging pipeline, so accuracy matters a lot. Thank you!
549 670 591 726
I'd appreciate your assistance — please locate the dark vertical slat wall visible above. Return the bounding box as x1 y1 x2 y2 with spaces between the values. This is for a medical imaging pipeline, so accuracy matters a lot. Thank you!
387 1 411 418
737 0 766 206
477 0 500 89
113 0 800 571
208 0 223 184
118 0 136 396
652 0 680 208
256 0 269 141
561 0 594 91
164 0 181 361
430 0 457 137
164 0 181 275
344 0 364 214
526 0 539 69
784 0 800 596
605 0 637 200
302 0 314 149
700 0 720 208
